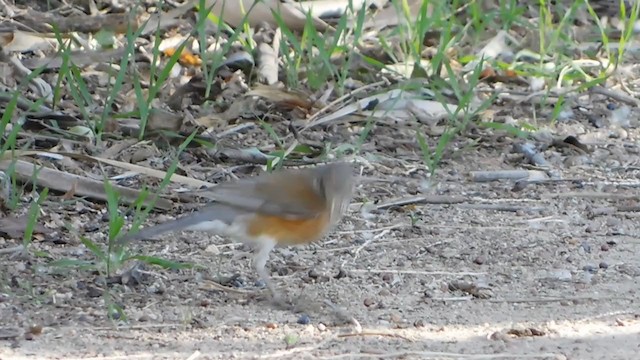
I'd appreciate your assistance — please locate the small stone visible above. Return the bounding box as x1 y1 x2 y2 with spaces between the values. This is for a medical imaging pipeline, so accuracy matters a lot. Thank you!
334 268 348 279
585 224 598 233
414 319 425 328
582 265 598 273
308 269 320 279
109 310 121 320
580 241 591 253
474 255 486 265
265 322 278 329
77 314 94 323
601 244 610 251
24 333 34 341
489 331 510 341
28 325 42 335
599 262 609 270
317 323 327 331
86 286 102 298
229 277 246 288
204 244 220 255
254 280 266 288
389 313 402 324
381 273 392 282
363 298 375 307
617 264 640 277
199 299 211 307
297 314 311 325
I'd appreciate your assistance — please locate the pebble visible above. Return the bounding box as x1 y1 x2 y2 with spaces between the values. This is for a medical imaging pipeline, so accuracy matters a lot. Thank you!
617 264 640 277
389 313 402 324
579 241 591 254
204 244 220 255
334 268 348 279
308 269 320 279
601 243 610 251
297 315 311 325
229 277 246 288
86 286 102 298
599 262 609 270
265 322 278 329
363 298 375 307
549 269 572 282
414 319 425 328
474 255 486 265
28 325 43 335
317 323 327 331
109 311 121 320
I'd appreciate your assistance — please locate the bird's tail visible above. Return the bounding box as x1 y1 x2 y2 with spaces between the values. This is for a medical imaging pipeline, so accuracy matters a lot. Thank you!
116 203 245 245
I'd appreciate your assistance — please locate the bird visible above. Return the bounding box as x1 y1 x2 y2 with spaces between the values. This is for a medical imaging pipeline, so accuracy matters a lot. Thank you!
117 162 356 302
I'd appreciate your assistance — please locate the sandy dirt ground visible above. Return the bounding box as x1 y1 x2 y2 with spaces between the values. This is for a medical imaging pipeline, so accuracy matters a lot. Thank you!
2 114 640 360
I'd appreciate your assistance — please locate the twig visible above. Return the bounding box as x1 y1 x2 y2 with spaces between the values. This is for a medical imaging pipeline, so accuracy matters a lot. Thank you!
349 269 485 276
337 332 413 342
350 229 391 263
542 192 640 201
303 80 388 130
513 143 552 168
335 224 406 235
90 323 185 331
185 351 201 360
591 85 640 107
320 350 561 359
458 204 546 212
488 296 633 304
373 195 466 210
469 170 548 182
0 245 25 255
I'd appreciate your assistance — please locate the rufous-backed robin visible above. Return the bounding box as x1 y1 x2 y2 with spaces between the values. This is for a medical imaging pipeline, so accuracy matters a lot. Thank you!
118 162 356 300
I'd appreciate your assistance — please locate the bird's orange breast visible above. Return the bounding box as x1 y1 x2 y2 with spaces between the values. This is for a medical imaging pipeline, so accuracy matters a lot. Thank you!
246 210 331 245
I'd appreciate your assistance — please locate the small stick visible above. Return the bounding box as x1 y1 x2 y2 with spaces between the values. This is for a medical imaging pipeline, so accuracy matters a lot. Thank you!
542 192 640 201
469 170 548 182
337 332 413 342
488 295 633 303
198 279 263 295
513 143 552 168
591 85 640 107
0 245 25 255
458 204 546 212
322 350 561 359
374 195 466 210
349 269 485 276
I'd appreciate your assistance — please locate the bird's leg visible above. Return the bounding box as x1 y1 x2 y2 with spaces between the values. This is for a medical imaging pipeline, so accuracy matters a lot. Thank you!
253 237 279 299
